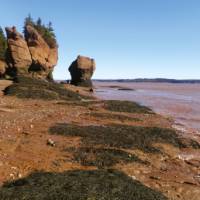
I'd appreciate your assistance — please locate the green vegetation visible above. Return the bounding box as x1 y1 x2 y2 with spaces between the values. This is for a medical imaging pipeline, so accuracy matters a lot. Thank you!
66 147 148 168
0 26 7 61
4 76 91 100
24 14 57 48
57 100 99 107
49 123 200 154
86 112 141 122
104 100 154 114
0 170 168 200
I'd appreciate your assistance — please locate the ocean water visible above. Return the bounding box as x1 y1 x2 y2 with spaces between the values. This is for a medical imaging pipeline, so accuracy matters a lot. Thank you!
94 81 200 133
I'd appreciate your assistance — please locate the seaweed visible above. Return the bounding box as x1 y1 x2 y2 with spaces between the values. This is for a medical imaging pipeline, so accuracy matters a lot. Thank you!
49 124 200 154
66 147 148 168
57 100 99 107
104 100 153 114
0 169 168 200
4 76 91 100
87 112 141 122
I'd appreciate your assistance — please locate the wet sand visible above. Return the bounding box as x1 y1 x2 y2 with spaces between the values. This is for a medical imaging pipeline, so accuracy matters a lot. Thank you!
94 81 200 134
0 80 200 199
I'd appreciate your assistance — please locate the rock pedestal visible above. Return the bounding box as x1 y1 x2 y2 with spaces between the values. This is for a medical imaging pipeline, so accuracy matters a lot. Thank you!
69 55 96 87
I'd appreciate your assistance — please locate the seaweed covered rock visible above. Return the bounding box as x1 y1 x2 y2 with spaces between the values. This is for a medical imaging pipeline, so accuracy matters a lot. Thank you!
69 55 96 87
5 26 32 74
0 170 168 200
4 76 91 101
24 25 58 78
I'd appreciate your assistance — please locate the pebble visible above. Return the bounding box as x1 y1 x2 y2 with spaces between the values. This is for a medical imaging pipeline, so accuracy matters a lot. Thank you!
9 173 15 179
130 175 137 180
18 173 22 178
149 175 161 180
11 166 17 170
47 139 56 147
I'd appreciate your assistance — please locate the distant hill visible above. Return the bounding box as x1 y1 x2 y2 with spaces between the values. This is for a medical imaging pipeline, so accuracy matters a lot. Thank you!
94 78 200 84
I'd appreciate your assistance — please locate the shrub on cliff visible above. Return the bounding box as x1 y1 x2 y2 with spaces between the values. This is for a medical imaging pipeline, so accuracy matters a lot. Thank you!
24 15 57 48
0 27 7 60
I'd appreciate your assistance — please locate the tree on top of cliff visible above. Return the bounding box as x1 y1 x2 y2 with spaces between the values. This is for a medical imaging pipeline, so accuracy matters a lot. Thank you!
24 14 34 27
0 26 7 60
24 15 57 48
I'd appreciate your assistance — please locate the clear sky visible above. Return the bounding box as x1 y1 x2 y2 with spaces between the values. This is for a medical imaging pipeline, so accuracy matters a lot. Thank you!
0 0 200 79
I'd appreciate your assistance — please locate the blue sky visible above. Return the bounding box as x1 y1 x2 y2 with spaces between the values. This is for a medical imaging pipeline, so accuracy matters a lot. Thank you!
0 0 200 79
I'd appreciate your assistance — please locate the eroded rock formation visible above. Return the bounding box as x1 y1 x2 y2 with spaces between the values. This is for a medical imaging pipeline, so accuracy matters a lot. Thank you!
69 55 96 87
2 25 58 79
0 60 7 77
5 26 32 74
24 25 58 78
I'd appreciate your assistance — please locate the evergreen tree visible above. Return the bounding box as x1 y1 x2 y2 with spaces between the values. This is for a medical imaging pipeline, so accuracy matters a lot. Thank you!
23 15 57 48
47 22 53 32
36 17 42 27
0 27 7 60
24 14 34 26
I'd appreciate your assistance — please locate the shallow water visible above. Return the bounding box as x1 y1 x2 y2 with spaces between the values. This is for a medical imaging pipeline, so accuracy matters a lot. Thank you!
94 81 200 133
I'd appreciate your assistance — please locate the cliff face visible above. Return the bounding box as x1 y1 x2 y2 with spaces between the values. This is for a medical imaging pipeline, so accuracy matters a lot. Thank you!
3 26 58 79
0 60 7 77
24 25 58 78
69 55 96 87
5 27 32 74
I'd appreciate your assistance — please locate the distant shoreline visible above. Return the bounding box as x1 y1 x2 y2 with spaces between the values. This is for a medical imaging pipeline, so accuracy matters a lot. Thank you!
93 78 200 84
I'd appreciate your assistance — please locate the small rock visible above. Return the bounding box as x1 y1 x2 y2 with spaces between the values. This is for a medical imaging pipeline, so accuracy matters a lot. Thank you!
89 88 94 93
130 175 137 180
18 173 22 178
22 131 30 135
47 139 55 147
149 175 161 180
9 173 15 179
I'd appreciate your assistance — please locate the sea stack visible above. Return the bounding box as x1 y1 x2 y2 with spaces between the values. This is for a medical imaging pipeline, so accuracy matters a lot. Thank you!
4 23 58 79
69 55 96 87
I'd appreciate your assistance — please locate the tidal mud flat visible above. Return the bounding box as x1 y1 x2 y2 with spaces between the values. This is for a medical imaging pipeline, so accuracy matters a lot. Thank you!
94 81 200 136
0 78 200 199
